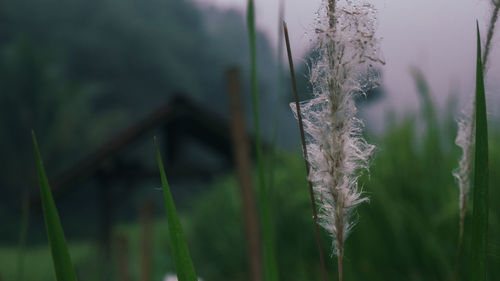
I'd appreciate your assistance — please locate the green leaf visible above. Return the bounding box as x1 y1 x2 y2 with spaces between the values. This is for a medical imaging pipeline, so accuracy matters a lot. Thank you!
154 137 197 281
32 131 77 281
410 67 438 135
470 22 490 281
247 0 279 280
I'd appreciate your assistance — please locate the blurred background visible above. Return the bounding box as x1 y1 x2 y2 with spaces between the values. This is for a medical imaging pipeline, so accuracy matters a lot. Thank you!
0 0 499 280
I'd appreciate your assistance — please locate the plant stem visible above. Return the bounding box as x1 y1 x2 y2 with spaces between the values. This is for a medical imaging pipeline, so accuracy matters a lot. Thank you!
453 196 467 281
247 1 279 280
483 1 500 69
336 210 344 281
227 67 263 281
328 0 337 29
337 249 343 281
283 21 328 281
326 2 345 281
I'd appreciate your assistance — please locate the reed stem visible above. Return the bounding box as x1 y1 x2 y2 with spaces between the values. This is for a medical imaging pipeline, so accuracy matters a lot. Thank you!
247 1 279 280
283 21 328 281
483 1 500 69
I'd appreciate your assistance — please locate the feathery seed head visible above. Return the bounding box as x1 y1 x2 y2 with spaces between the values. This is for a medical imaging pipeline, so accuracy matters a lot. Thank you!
291 0 382 255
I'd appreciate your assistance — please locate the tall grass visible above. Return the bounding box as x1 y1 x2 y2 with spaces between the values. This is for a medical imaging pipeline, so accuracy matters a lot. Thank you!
32 131 77 281
289 1 383 280
154 137 197 281
483 1 500 69
19 3 499 281
454 7 499 276
469 24 490 281
247 0 279 280
283 21 328 281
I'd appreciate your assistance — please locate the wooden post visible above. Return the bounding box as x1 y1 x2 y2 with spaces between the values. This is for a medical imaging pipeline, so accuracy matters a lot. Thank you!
115 234 130 281
226 67 262 281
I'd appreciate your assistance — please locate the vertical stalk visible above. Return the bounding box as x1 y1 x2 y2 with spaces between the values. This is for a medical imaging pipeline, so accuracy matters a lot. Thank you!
227 67 263 281
116 234 130 281
337 252 343 281
277 0 285 100
328 0 337 30
247 2 279 279
283 22 328 281
336 209 344 281
482 2 500 70
326 2 344 280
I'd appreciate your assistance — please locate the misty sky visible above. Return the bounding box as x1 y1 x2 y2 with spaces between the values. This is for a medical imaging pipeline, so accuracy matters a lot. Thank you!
194 0 500 120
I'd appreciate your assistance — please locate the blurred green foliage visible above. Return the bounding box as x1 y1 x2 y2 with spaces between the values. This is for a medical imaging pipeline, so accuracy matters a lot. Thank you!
0 0 281 241
1 0 498 280
2 112 498 281
185 115 500 281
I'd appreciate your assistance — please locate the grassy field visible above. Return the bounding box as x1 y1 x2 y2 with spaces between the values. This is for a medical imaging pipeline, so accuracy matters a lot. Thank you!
0 243 97 281
4 117 500 281
2 0 498 280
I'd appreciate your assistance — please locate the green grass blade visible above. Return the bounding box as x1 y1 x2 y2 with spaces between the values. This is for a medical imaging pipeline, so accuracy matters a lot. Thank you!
470 23 490 281
410 67 438 134
154 137 197 281
247 1 279 280
31 131 77 281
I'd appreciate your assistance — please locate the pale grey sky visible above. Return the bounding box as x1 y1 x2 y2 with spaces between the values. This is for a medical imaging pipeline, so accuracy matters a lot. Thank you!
194 0 500 119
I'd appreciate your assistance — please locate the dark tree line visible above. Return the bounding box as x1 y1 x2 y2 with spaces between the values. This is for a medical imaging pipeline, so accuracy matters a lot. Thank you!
0 0 287 241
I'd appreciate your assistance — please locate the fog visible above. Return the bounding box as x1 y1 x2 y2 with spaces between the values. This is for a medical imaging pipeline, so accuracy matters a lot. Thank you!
195 0 500 122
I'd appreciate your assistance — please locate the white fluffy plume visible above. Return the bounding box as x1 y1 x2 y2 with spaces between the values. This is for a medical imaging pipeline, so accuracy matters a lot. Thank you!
453 107 474 225
291 0 383 256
